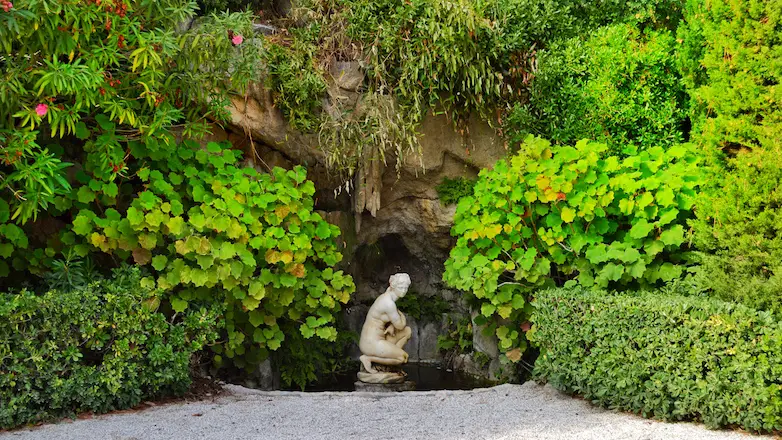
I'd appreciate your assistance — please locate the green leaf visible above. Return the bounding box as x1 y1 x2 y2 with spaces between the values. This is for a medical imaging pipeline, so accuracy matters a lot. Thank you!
151 255 168 271
629 219 655 239
77 186 95 204
560 207 576 223
600 263 624 282
659 225 685 246
171 297 189 313
74 122 91 140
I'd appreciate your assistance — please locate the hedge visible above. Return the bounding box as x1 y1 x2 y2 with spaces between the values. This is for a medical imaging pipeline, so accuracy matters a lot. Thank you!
0 267 220 429
531 287 782 432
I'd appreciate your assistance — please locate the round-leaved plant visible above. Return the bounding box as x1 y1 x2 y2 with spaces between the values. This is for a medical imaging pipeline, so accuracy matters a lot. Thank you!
72 140 355 368
443 136 700 360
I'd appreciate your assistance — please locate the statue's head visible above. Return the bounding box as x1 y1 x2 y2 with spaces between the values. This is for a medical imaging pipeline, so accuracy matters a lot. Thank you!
389 273 411 296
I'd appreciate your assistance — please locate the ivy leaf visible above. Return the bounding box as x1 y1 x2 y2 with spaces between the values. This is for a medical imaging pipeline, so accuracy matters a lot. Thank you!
656 188 675 207
481 303 496 317
560 207 576 223
132 248 152 265
315 221 331 239
151 255 168 271
629 219 655 239
600 262 624 281
660 225 685 246
77 186 95 204
171 297 188 313
72 214 93 236
103 182 119 198
249 281 266 299
519 248 537 271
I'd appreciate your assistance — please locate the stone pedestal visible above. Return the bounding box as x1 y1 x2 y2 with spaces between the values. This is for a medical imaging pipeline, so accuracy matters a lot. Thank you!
354 381 416 392
356 363 407 384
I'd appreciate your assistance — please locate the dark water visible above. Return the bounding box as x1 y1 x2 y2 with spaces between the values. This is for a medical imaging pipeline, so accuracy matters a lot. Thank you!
299 363 496 392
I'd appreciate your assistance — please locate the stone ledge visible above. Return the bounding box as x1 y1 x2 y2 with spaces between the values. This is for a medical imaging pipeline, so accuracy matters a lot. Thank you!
354 381 416 392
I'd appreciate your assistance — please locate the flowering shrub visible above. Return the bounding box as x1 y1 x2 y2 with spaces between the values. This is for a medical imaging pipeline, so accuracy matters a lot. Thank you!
0 1 261 278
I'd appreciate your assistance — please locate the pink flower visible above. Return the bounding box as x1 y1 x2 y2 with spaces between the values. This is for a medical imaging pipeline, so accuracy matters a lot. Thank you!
35 104 48 117
231 34 244 46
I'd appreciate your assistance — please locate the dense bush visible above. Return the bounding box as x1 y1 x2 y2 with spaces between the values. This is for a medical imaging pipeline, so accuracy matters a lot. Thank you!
531 287 782 432
678 0 782 313
678 0 782 155
0 266 220 429
435 177 476 206
443 136 700 360
72 139 355 384
690 148 782 313
510 24 688 153
0 1 262 280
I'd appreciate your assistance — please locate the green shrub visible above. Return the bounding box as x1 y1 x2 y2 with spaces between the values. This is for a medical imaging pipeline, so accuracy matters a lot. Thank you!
394 290 450 321
72 140 355 386
678 0 782 155
0 266 220 429
0 1 262 281
437 316 474 354
197 0 265 14
679 0 782 314
436 177 476 206
510 24 688 153
531 287 782 432
443 136 700 360
690 148 782 313
263 38 328 132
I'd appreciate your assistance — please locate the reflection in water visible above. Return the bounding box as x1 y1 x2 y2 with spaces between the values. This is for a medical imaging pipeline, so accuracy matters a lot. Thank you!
297 363 496 392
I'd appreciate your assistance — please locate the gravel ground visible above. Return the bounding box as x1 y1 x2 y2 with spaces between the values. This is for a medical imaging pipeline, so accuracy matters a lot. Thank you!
2 382 772 440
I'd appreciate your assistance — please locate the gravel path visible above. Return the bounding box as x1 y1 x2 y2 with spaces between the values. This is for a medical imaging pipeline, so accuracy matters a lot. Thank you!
2 382 772 440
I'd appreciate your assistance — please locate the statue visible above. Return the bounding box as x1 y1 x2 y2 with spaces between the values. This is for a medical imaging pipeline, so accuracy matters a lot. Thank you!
357 273 413 384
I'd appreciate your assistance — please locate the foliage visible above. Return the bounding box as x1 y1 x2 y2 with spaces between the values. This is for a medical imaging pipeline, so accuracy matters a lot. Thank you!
436 177 476 206
444 136 700 361
197 0 265 14
678 0 782 313
0 266 221 429
276 323 357 390
0 0 262 280
531 287 782 432
690 148 782 313
394 290 450 322
42 250 98 291
246 0 686 178
437 316 473 354
678 0 782 155
509 24 688 153
71 140 354 373
263 38 328 132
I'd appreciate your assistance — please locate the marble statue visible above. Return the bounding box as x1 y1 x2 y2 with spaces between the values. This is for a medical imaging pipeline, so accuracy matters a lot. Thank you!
357 273 413 384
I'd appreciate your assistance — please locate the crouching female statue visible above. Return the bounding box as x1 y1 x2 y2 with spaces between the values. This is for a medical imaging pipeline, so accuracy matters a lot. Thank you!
357 273 413 383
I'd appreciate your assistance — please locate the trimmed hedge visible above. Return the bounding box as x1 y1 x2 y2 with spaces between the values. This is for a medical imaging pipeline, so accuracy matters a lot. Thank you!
0 267 220 429
531 287 782 432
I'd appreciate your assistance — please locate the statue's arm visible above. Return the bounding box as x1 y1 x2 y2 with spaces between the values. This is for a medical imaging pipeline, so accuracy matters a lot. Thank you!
388 307 406 330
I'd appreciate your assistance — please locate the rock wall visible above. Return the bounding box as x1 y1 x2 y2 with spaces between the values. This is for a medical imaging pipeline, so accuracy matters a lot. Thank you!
220 73 511 381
